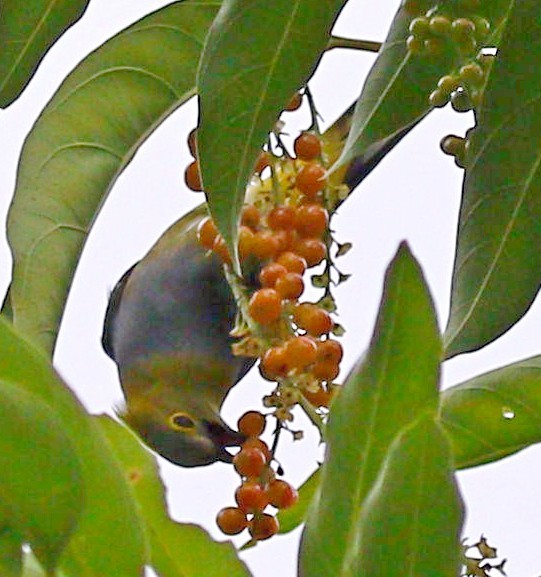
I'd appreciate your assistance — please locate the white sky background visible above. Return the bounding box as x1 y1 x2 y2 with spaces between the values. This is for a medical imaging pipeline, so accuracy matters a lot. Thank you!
1 0 541 576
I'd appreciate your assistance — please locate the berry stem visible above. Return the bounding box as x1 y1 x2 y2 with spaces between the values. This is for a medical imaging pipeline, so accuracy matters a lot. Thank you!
270 418 283 458
304 87 323 135
326 36 382 53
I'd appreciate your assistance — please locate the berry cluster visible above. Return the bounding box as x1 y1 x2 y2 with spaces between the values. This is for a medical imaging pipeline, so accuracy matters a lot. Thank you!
429 54 493 112
405 0 493 112
196 128 343 420
407 12 490 58
189 92 348 540
216 411 298 540
405 2 496 169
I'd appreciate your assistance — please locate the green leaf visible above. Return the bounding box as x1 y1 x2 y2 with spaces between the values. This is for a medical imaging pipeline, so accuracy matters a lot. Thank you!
0 381 82 573
6 0 220 355
198 0 347 267
331 2 459 182
97 416 252 577
353 415 464 577
0 0 91 107
0 316 147 576
443 0 541 357
299 242 442 577
0 526 22 577
22 552 68 577
441 355 541 469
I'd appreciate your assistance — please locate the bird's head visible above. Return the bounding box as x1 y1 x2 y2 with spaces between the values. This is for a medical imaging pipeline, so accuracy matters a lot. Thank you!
117 354 246 467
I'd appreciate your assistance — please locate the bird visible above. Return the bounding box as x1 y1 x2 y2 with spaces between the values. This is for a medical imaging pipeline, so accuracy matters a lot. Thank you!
102 206 254 466
102 101 420 467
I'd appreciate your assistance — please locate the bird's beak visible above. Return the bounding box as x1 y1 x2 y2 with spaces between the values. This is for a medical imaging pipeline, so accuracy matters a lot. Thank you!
204 420 247 463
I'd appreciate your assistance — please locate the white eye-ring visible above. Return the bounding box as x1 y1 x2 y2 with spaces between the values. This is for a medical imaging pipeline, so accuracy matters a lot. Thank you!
169 412 196 432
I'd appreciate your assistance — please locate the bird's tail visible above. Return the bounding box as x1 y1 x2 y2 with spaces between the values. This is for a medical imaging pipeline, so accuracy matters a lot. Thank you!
322 100 420 196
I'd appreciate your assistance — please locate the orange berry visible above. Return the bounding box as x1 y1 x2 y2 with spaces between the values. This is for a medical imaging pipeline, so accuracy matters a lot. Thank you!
316 339 343 364
294 238 326 267
235 482 269 513
249 513 279 541
312 360 340 382
295 204 329 238
302 386 332 407
273 229 299 253
238 411 266 437
255 152 271 174
241 204 261 229
293 303 315 327
295 163 326 198
185 160 203 191
284 92 302 111
196 217 218 250
216 507 247 535
243 438 272 462
212 235 232 265
293 304 333 336
277 251 307 275
275 272 304 300
266 479 299 509
268 205 296 230
238 225 256 260
233 447 266 477
251 231 280 261
260 346 289 380
248 288 282 325
307 309 333 336
294 132 322 161
187 128 198 157
259 263 287 288
285 336 317 370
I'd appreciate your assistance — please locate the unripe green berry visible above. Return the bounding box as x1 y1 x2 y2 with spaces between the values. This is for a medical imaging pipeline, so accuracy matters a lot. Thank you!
452 18 476 39
459 63 484 86
437 75 460 95
409 16 430 38
428 88 449 108
472 17 491 39
429 15 452 36
454 154 466 169
424 37 447 56
440 135 465 157
406 35 424 54
451 90 472 112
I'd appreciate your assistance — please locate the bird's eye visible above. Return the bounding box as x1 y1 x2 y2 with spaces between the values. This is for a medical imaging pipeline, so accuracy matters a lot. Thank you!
169 412 196 431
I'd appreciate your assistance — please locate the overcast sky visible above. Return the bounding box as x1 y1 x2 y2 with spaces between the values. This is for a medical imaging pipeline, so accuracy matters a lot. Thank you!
1 1 541 576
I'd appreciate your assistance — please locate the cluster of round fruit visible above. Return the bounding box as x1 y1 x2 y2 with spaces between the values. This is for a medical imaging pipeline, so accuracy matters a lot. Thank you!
406 12 490 58
196 132 342 417
198 198 328 272
429 52 493 111
190 110 343 539
259 320 342 415
216 411 299 540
